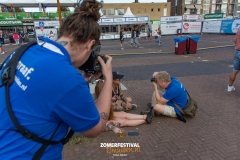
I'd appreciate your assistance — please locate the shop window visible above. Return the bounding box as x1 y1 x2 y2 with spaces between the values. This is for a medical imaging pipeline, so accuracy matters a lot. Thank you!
158 8 160 12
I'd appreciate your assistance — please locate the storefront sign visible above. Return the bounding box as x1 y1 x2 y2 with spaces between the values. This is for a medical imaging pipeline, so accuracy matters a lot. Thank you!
34 21 59 27
0 13 16 20
0 20 22 26
33 12 49 19
125 17 137 22
137 17 149 21
160 16 182 22
183 14 202 21
204 13 223 19
101 18 114 23
16 13 33 20
114 18 125 23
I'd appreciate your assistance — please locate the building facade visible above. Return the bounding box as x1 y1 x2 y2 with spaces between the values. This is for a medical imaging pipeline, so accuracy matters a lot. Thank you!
168 0 240 17
101 2 171 21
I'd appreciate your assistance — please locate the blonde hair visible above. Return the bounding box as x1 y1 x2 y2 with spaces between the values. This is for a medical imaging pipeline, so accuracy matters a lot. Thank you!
156 71 171 82
95 80 114 120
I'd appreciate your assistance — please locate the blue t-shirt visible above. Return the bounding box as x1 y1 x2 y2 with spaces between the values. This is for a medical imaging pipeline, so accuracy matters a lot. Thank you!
162 76 188 115
0 38 100 159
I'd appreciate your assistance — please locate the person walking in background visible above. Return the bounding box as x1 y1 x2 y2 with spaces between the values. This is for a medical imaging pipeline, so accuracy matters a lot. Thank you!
119 28 124 50
48 30 55 40
2 32 4 44
150 28 152 39
134 26 140 47
130 27 135 47
157 27 162 45
0 30 6 54
227 27 240 92
19 30 25 44
9 31 15 44
13 32 19 45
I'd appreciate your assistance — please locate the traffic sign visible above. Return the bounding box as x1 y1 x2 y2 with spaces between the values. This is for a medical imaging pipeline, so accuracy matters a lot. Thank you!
39 21 44 27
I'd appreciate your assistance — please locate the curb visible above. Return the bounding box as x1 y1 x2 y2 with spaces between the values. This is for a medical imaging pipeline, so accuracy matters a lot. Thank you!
107 44 235 56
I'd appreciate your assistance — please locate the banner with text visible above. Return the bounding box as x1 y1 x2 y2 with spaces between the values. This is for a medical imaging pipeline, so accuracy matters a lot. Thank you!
160 23 182 35
202 21 221 33
33 12 49 19
221 19 240 34
34 21 60 27
0 20 22 26
35 28 57 40
0 13 16 20
182 21 202 33
183 14 203 21
16 13 33 20
160 16 182 22
99 16 149 24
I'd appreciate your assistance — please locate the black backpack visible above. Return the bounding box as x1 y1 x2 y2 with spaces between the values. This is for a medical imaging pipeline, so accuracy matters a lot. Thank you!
0 41 74 160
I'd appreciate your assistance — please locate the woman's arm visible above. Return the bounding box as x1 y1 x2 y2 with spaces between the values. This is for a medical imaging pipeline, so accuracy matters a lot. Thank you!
104 121 121 133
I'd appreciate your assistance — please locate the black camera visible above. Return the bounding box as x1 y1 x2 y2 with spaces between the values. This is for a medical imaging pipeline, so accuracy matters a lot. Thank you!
78 50 107 74
151 78 156 82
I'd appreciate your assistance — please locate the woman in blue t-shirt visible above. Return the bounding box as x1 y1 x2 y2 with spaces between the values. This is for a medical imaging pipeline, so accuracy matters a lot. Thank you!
0 0 113 159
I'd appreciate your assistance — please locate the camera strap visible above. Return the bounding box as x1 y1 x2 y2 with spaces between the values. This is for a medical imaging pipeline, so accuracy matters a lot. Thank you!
0 41 74 160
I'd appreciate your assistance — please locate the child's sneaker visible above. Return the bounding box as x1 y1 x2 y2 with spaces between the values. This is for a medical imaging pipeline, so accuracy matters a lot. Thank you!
121 48 124 50
1 52 5 54
227 85 235 92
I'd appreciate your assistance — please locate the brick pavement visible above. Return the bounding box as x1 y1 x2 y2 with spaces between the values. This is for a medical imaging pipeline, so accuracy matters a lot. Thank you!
0 34 239 160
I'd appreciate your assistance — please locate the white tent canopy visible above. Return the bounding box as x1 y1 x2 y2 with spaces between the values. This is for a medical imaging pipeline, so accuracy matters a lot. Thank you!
123 7 135 17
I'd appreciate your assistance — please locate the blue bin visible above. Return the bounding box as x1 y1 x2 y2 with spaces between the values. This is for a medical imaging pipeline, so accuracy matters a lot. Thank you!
189 36 200 43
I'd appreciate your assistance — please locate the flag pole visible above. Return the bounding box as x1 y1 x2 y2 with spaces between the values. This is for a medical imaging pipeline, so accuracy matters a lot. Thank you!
57 0 62 26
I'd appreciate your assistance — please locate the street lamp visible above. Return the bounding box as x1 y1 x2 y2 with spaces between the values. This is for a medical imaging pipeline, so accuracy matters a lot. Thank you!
57 0 62 26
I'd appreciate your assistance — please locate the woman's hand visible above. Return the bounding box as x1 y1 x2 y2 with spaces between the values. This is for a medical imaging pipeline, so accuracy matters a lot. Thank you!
97 55 112 81
113 127 122 134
